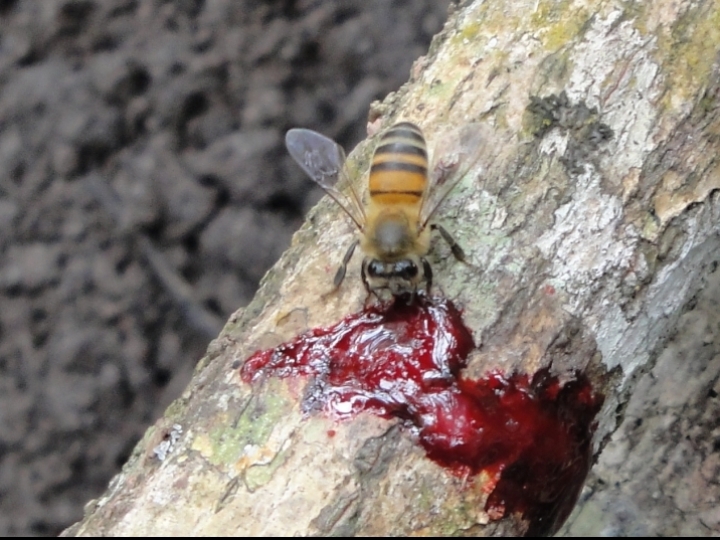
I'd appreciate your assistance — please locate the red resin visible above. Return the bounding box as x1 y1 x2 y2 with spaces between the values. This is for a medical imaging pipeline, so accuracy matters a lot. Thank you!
241 298 603 536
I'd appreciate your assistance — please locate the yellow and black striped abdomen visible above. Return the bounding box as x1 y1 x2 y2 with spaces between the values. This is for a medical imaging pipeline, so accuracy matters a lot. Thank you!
368 122 428 206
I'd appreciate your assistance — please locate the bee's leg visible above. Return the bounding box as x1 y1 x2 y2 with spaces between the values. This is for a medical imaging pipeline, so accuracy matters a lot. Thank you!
333 239 360 289
431 223 466 262
404 280 417 305
422 257 433 292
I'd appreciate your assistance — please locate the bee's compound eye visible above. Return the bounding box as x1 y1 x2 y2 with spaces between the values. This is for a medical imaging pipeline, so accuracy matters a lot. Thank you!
367 260 385 278
396 260 418 280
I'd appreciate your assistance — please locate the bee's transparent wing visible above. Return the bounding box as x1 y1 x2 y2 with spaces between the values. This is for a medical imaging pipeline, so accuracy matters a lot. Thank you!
419 123 491 230
285 128 365 230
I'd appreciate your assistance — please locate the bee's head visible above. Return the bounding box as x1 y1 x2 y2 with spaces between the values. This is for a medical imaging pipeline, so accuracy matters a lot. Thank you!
363 256 424 299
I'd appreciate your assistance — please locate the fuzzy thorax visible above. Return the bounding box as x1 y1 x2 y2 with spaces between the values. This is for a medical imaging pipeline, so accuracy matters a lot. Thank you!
361 206 430 261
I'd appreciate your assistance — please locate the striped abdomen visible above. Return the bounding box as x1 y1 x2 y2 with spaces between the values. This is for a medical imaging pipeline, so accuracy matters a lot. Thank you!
369 122 428 206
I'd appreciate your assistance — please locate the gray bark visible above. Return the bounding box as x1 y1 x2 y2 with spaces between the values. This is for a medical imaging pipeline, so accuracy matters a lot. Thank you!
65 0 720 536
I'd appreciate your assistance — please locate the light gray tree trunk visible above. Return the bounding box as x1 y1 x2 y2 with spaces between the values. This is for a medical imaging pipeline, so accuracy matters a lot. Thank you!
65 0 720 536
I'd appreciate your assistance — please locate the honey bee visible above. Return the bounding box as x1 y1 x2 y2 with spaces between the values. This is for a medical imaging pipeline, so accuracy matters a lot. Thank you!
285 121 483 298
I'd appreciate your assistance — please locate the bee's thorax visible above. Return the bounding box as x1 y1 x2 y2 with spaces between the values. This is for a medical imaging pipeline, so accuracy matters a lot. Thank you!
374 213 411 255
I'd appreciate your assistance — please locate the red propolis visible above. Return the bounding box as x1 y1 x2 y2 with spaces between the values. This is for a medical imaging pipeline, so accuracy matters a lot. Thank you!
241 297 603 535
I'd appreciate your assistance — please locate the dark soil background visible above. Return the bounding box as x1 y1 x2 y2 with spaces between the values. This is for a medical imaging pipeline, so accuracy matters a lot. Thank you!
0 0 451 535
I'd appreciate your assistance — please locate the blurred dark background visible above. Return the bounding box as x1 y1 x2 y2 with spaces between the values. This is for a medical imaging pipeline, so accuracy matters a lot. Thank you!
0 0 450 535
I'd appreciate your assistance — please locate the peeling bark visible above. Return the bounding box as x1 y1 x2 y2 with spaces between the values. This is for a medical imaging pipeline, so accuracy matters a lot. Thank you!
65 0 720 536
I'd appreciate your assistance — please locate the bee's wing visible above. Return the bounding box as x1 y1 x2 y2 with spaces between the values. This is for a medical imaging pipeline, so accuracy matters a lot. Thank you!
419 123 491 230
285 128 365 231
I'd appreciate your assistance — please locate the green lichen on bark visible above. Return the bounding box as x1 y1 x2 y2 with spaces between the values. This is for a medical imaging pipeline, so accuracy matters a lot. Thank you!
658 2 720 107
207 380 292 467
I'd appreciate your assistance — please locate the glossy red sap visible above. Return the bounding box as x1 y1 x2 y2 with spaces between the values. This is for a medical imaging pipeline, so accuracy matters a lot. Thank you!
241 298 603 535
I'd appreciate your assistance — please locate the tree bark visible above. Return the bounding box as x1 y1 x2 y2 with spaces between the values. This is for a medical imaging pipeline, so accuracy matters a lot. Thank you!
560 264 720 536
65 0 720 536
